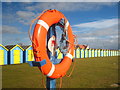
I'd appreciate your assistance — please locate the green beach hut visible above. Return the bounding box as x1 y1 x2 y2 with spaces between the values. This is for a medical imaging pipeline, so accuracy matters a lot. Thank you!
97 49 101 57
76 47 80 58
91 49 95 57
84 49 89 58
80 49 85 58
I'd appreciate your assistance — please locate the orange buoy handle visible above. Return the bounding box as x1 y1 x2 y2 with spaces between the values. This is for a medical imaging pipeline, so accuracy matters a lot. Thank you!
32 9 74 79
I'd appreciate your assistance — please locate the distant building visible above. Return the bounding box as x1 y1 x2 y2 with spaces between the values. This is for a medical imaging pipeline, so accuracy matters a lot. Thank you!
76 44 89 49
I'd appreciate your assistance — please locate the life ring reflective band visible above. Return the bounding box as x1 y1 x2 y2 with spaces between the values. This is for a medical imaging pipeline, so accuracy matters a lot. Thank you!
32 9 74 79
37 20 49 30
66 53 73 59
47 63 55 77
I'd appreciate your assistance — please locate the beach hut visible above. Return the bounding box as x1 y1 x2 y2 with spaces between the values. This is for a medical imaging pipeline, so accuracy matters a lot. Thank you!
106 49 108 56
111 50 114 56
108 50 111 56
91 49 95 57
80 49 84 58
117 50 119 56
88 49 92 58
115 50 117 56
97 49 101 57
22 45 34 63
116 50 117 56
116 51 118 56
76 47 80 58
100 49 104 57
116 50 118 56
84 49 89 58
115 50 116 56
111 50 113 56
110 50 112 56
113 50 115 56
105 49 107 56
5 44 24 64
94 49 98 57
56 48 63 59
0 44 8 65
103 49 107 57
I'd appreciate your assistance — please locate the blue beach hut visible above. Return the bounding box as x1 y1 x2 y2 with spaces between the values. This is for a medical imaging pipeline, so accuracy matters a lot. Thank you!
108 50 111 56
5 45 24 64
0 44 8 65
100 49 104 57
110 50 112 56
22 45 34 63
94 49 98 57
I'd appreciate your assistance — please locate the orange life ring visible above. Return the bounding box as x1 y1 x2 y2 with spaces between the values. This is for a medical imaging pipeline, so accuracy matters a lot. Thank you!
32 9 74 79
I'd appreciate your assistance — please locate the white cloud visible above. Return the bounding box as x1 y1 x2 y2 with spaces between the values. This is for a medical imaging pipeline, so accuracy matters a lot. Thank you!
25 2 116 12
78 25 117 38
15 2 117 25
2 25 22 34
16 11 36 25
80 37 96 40
73 18 118 29
109 35 118 39
77 35 118 49
16 11 35 19
73 18 118 49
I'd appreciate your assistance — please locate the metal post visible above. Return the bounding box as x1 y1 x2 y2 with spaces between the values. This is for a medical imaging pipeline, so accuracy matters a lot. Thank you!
47 25 56 90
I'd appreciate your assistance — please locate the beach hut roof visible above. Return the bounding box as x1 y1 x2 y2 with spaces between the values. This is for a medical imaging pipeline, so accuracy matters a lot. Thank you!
5 45 16 50
77 44 88 49
0 44 8 51
5 44 24 51
21 45 32 50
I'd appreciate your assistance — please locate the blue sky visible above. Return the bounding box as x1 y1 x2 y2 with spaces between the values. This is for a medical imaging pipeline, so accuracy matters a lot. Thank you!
1 2 119 49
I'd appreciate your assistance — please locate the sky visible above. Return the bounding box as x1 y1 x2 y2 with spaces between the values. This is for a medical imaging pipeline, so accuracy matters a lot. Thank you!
0 1 119 50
